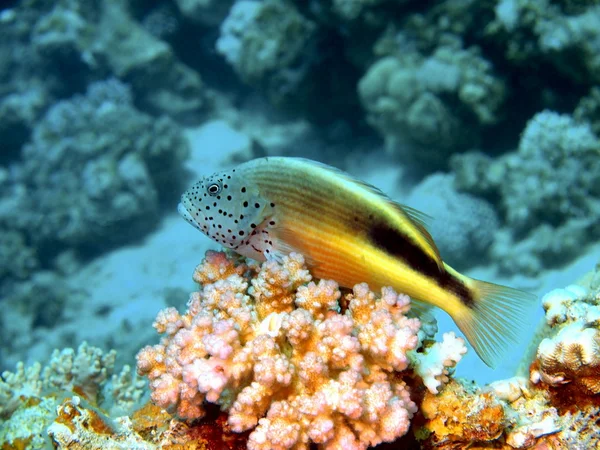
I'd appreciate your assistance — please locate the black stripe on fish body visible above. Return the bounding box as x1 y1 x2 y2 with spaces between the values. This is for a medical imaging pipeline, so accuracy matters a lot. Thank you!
368 222 475 308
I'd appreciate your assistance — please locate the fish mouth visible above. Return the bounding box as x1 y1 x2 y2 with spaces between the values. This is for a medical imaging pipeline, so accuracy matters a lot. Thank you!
177 201 196 227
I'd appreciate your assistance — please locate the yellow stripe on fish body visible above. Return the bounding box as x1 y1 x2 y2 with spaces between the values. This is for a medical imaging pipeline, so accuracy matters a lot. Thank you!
179 156 536 368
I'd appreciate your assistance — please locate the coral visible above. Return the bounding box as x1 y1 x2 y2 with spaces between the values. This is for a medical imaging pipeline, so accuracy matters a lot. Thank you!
0 0 210 167
0 229 38 283
0 342 145 449
418 379 508 448
358 35 506 168
417 274 600 449
501 111 600 231
575 86 600 136
417 374 599 449
0 6 52 163
48 397 153 450
489 0 600 84
31 0 208 121
330 0 386 21
451 151 505 198
7 78 189 254
1 342 115 419
410 332 467 394
216 0 317 105
531 284 600 398
0 271 70 370
137 251 426 449
48 399 250 450
452 110 600 275
0 396 57 450
407 173 500 268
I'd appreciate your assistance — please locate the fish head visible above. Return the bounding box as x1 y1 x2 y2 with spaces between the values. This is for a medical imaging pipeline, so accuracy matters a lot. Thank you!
178 168 271 250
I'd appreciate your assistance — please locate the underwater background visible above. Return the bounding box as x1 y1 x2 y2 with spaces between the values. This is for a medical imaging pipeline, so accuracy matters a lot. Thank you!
1 0 599 448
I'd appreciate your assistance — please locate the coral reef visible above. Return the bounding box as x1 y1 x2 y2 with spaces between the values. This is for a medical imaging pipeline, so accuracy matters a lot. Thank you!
30 0 209 121
417 273 600 449
3 0 600 446
407 173 500 268
48 398 251 450
488 0 600 84
217 0 317 106
4 258 600 449
531 284 600 399
137 250 441 449
358 27 506 168
452 110 600 275
1 78 188 257
0 0 209 162
0 342 145 449
0 271 70 369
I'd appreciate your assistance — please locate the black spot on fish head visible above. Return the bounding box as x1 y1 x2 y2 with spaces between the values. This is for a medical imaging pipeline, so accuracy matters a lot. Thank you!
178 167 272 250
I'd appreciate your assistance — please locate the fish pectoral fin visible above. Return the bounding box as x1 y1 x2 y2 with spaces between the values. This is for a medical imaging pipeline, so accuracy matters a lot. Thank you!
265 249 286 263
267 224 318 268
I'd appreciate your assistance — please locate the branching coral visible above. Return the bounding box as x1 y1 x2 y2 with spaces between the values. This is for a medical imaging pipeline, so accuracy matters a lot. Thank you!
410 332 467 394
137 250 428 449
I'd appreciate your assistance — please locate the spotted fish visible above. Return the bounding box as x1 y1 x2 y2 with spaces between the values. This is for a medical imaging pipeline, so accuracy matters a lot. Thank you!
178 157 536 367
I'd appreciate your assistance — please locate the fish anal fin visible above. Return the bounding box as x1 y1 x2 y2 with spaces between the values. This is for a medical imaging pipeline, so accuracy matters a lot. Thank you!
407 298 434 321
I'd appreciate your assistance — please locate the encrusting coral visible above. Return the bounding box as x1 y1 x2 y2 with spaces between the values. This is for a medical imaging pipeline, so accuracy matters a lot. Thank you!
531 284 600 399
136 250 466 449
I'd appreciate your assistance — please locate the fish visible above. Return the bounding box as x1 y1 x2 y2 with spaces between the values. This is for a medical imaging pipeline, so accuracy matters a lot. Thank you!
178 156 536 368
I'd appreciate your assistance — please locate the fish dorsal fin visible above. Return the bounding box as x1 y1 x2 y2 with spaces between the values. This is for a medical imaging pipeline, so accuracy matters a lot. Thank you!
291 158 444 271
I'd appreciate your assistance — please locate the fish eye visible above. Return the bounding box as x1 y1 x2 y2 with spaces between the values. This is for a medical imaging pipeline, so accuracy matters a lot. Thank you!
207 182 222 196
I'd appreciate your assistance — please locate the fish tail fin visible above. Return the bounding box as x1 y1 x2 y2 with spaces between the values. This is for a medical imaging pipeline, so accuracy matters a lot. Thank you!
454 279 537 368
